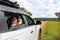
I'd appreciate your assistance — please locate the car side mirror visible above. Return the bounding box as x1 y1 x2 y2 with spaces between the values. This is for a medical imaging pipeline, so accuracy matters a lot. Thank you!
35 21 41 25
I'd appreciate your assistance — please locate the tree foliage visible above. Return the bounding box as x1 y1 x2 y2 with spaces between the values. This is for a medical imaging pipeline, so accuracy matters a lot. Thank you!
55 12 60 18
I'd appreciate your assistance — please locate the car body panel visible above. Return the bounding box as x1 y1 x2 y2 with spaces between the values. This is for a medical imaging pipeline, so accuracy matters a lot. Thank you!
1 26 37 40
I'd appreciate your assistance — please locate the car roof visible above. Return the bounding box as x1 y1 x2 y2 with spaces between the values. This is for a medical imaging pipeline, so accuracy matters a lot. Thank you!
0 0 30 16
0 5 30 16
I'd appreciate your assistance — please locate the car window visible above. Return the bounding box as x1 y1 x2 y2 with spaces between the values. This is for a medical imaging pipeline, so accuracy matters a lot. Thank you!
24 15 35 26
4 12 25 31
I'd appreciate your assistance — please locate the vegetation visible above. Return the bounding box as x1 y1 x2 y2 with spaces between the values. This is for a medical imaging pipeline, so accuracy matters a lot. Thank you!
41 21 60 40
55 12 60 17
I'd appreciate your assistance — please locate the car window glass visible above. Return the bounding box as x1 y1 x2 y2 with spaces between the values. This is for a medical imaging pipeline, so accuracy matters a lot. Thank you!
24 15 34 26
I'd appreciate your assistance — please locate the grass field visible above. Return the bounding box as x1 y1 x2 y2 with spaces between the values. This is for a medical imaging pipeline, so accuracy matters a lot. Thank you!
41 21 60 40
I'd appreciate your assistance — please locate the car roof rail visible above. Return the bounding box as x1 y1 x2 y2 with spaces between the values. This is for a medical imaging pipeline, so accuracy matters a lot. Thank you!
0 0 20 9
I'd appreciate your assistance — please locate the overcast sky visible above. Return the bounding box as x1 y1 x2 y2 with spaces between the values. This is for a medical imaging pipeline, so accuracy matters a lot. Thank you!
10 0 60 18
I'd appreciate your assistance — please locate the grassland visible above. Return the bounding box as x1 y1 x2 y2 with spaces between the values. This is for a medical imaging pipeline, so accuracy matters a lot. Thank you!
41 21 60 40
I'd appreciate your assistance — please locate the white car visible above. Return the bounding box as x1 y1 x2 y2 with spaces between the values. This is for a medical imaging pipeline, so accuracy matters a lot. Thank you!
0 0 41 40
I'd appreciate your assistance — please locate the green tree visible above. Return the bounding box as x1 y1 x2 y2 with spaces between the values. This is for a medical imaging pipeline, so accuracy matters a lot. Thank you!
55 12 60 18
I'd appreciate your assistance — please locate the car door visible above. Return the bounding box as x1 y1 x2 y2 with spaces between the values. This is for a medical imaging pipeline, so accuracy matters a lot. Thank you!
24 15 37 40
35 24 41 40
0 12 36 40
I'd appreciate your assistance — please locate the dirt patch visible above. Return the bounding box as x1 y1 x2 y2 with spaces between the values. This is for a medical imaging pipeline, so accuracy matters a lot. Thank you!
40 21 47 28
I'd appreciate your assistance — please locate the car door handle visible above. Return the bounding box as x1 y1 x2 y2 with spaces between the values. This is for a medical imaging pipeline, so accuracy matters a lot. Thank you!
31 31 34 33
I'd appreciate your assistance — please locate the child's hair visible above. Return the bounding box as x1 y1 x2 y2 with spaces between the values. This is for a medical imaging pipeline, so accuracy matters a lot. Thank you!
7 16 17 29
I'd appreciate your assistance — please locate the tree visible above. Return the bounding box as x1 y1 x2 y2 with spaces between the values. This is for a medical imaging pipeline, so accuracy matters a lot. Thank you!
55 12 60 20
20 7 32 16
55 12 60 18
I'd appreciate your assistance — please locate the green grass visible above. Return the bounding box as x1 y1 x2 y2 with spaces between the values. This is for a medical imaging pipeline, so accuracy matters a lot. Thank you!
41 21 60 40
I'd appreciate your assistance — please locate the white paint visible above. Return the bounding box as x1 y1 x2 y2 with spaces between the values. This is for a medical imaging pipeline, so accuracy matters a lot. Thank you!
0 25 40 40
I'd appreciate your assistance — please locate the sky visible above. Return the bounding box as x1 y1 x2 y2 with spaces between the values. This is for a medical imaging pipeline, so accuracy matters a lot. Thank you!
10 0 60 18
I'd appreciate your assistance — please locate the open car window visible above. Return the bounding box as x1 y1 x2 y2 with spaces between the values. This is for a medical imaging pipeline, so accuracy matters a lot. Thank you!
4 12 25 31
